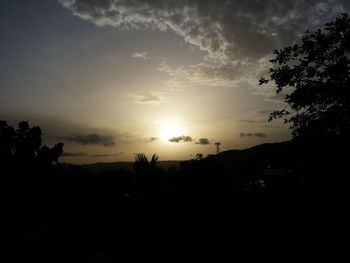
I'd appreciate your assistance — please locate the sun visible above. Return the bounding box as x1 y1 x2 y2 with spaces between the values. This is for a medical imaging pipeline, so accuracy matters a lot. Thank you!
160 121 184 140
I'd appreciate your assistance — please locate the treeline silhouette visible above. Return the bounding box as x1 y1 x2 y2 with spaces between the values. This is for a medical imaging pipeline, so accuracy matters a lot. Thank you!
3 120 350 261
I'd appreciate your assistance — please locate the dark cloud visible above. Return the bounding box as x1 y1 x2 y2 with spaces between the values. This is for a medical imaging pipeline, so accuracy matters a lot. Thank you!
195 138 210 145
169 137 181 143
240 132 267 138
59 0 345 61
62 151 88 157
90 153 122 157
146 137 158 143
59 133 115 146
59 0 346 92
169 135 193 143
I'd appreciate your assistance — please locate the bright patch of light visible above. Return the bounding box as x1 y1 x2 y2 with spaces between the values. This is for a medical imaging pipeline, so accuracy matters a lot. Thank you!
159 121 184 140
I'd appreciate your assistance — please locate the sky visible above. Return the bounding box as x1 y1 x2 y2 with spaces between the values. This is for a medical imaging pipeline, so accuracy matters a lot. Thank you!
1 0 349 164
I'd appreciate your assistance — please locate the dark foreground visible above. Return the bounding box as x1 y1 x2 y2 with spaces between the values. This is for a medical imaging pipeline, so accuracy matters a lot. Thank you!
6 137 350 261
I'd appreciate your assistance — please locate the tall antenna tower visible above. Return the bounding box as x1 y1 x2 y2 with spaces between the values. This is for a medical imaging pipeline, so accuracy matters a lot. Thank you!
215 142 221 154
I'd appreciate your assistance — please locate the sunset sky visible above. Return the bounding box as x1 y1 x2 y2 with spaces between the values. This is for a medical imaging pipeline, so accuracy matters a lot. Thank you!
1 0 349 163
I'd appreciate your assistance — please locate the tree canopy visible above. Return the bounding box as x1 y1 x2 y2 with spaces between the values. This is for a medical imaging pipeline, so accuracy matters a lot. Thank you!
260 13 350 138
0 120 63 168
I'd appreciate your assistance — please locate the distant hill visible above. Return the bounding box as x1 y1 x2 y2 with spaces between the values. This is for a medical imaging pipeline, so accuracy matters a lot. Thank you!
214 140 297 179
78 160 183 174
218 140 294 169
61 140 296 175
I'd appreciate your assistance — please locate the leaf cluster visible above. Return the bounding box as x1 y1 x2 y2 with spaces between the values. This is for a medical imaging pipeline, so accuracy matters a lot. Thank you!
260 13 350 137
0 120 63 166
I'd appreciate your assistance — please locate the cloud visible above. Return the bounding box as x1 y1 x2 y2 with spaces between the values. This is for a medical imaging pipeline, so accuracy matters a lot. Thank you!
195 138 210 145
62 151 122 157
62 151 88 157
240 132 267 138
59 0 345 61
238 119 266 124
59 0 346 91
90 153 122 157
157 61 243 88
59 133 116 146
133 91 167 105
146 137 158 143
168 135 211 144
258 110 274 115
131 52 149 59
264 124 282 129
169 135 193 143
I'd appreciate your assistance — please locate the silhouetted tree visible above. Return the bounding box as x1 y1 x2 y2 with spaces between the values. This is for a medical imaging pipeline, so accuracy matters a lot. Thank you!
259 13 350 138
0 120 63 169
134 153 159 174
133 153 160 189
195 153 204 160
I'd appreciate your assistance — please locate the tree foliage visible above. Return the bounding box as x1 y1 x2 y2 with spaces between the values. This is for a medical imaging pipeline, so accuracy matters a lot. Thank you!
260 13 350 138
134 153 159 175
0 120 63 167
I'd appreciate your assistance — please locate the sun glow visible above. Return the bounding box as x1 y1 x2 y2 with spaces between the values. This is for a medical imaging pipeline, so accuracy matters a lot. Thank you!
160 121 184 140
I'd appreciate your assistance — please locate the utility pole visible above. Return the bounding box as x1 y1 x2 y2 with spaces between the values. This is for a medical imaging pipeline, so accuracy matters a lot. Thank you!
214 142 221 154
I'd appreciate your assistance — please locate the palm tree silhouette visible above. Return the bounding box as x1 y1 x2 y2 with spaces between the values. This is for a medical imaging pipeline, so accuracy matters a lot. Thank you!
133 153 160 192
134 153 159 173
